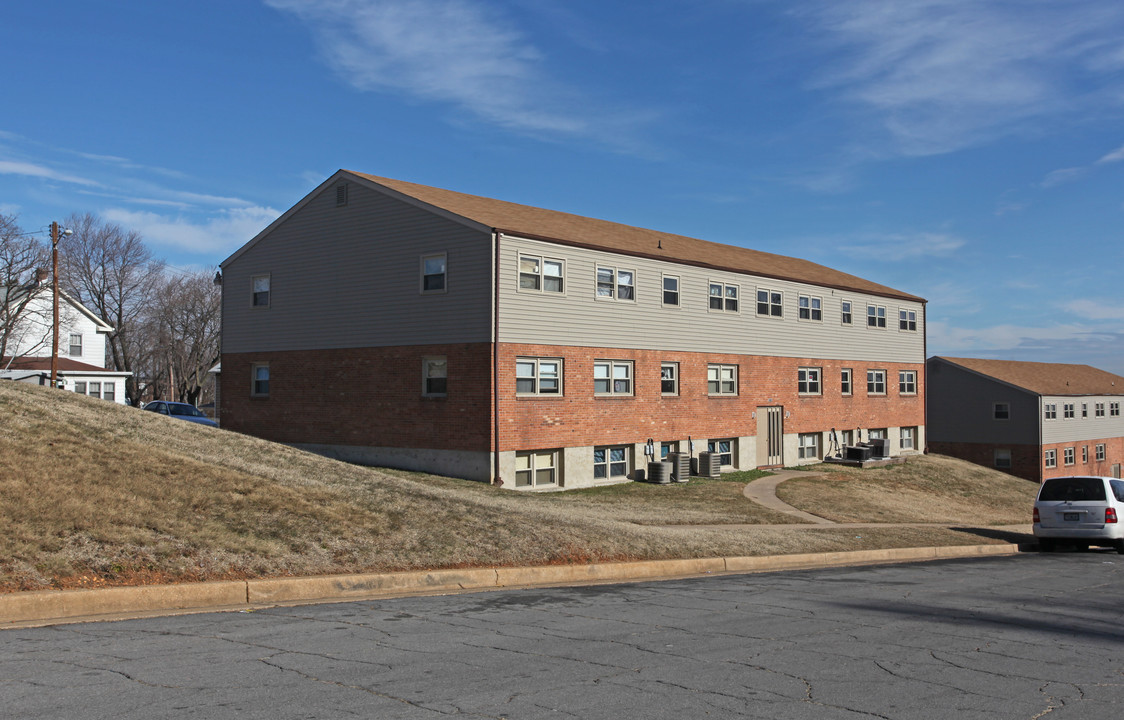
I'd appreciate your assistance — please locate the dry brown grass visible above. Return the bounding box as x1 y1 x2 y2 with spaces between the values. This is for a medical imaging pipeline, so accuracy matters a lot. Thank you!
775 454 1039 524
0 382 1031 592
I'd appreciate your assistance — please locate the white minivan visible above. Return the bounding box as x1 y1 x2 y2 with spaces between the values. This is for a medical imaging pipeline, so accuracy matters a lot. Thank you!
1033 475 1124 553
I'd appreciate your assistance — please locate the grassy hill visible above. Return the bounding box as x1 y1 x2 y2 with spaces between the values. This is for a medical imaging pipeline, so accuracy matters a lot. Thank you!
0 381 1037 592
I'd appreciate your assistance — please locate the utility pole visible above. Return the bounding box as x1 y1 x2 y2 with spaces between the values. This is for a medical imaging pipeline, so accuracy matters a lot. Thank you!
50 222 59 388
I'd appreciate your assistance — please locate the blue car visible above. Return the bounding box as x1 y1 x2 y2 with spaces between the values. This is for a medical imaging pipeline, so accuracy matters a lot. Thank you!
144 401 219 427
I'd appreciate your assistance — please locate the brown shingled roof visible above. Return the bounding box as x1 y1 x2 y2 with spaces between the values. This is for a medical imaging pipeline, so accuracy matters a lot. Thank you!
1 357 116 373
348 171 924 303
933 357 1124 396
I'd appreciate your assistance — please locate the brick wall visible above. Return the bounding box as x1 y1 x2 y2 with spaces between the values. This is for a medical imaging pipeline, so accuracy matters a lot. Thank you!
928 441 1043 482
496 343 925 452
930 438 1124 482
1043 438 1124 481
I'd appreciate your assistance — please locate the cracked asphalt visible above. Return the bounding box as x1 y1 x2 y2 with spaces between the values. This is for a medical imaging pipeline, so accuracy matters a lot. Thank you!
3 553 1123 719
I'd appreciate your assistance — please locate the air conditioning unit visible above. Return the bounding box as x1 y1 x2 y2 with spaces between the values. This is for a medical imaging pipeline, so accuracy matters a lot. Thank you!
846 445 873 461
869 438 889 458
647 461 673 484
667 452 691 483
697 452 721 478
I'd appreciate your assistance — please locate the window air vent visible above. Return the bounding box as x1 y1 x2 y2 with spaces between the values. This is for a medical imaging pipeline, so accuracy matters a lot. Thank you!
336 183 348 207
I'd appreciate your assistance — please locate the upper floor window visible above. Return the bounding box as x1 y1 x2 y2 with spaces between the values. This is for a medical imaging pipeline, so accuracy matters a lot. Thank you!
841 368 853 396
594 360 633 396
867 369 887 395
1064 403 1075 419
662 275 679 306
661 362 679 395
597 267 634 300
708 364 737 396
252 275 270 307
423 356 447 397
516 358 562 396
1096 403 1105 417
798 295 822 321
899 370 917 395
867 305 887 328
1044 403 1057 420
251 363 270 397
899 309 917 331
68 333 82 357
798 367 821 395
710 282 739 312
994 403 1010 420
1082 403 1088 418
1112 402 1121 417
756 289 782 317
421 253 446 293
519 255 564 293
841 300 853 325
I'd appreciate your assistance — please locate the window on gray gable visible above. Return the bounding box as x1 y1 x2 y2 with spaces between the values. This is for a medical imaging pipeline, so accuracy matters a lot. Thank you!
252 275 270 307
421 253 447 293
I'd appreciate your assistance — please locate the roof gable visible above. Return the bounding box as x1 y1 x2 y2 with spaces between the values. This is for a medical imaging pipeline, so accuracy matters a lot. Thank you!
932 356 1124 396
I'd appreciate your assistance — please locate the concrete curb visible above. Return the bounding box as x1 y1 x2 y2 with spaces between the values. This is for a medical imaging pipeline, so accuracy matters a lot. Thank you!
1 544 1022 628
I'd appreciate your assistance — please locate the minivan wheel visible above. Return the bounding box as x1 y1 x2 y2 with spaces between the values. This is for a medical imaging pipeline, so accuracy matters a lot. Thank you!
1038 539 1055 553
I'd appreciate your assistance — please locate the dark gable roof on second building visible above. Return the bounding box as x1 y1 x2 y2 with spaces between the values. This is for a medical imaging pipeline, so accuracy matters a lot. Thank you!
344 171 923 304
934 356 1124 397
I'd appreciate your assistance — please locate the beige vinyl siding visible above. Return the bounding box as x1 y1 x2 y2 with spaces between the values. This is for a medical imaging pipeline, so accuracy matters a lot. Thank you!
223 181 493 354
1040 395 1124 444
925 358 1039 444
497 236 924 363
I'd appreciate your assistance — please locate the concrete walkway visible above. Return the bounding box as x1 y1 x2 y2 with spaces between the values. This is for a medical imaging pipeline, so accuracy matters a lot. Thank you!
743 469 835 524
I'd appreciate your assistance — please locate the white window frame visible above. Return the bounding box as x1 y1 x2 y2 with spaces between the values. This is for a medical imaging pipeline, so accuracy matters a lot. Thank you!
1045 449 1057 469
1112 402 1121 417
1096 444 1106 462
594 360 633 396
593 445 630 480
662 275 680 307
867 369 887 395
900 426 915 450
68 333 82 357
251 274 270 308
88 382 101 398
993 403 1010 420
518 254 565 294
756 288 782 318
1044 403 1057 420
798 433 820 460
515 450 559 488
423 356 447 397
73 381 86 395
708 364 738 396
899 370 917 395
708 438 735 467
660 362 679 396
516 357 563 397
1082 403 1088 418
994 449 1012 469
1096 403 1106 417
251 363 270 398
102 382 115 402
420 253 447 294
841 368 852 396
1083 446 1089 463
841 300 853 325
596 266 635 301
709 281 739 313
798 367 821 395
798 295 822 322
1064 403 1075 419
1064 447 1075 466
899 308 917 331
867 304 887 328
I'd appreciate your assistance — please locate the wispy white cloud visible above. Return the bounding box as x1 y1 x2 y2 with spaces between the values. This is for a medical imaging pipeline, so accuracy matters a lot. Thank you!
266 0 589 136
838 232 966 261
0 160 100 187
801 0 1124 156
928 320 1124 373
102 206 280 256
1097 142 1124 163
1062 298 1124 321
1040 167 1089 188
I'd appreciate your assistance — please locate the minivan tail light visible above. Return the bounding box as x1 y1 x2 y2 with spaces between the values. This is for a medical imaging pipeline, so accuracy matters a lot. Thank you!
1033 507 1040 523
1107 508 1118 524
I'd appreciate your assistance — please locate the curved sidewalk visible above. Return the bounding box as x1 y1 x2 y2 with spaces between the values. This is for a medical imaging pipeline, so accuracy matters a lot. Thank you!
743 469 835 524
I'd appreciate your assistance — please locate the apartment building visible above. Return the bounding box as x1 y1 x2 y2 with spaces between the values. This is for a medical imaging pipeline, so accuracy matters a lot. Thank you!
927 356 1124 481
219 170 927 489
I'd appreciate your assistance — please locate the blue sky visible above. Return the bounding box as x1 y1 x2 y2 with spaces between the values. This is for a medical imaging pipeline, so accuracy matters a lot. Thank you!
3 0 1124 372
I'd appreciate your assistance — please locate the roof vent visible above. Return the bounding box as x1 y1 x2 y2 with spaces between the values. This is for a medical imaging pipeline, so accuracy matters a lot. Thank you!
336 183 348 207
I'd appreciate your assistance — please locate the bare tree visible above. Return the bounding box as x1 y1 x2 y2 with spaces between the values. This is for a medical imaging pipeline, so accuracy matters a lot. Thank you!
148 270 221 406
59 212 165 405
0 214 49 365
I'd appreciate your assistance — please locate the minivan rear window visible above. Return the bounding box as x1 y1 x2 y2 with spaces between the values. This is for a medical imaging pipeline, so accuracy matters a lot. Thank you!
1038 477 1107 502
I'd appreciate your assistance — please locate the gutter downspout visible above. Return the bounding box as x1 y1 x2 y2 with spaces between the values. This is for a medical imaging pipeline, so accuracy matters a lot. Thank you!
492 230 502 485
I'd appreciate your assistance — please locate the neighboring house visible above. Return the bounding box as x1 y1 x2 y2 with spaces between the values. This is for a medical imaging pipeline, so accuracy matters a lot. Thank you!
220 170 927 490
927 356 1124 482
0 286 130 404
